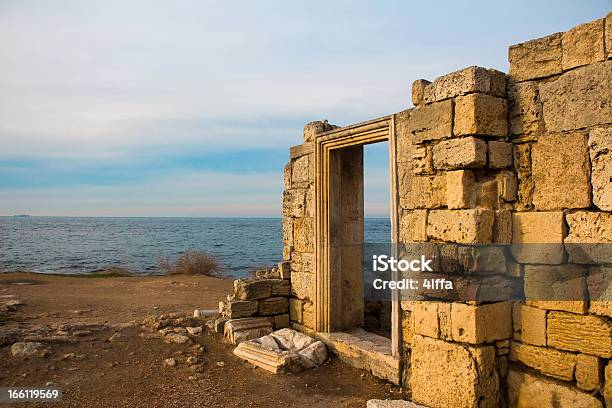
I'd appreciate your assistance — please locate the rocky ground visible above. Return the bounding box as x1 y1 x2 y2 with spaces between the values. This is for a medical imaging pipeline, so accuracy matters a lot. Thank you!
0 273 405 407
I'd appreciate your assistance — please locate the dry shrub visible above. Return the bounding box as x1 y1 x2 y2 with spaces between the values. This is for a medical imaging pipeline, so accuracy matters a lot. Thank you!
158 250 221 276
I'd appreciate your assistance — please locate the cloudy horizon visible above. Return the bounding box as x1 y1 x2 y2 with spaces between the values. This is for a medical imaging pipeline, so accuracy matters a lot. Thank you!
1 1 608 217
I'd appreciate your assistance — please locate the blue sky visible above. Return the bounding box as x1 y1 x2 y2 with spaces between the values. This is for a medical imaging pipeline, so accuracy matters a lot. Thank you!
0 1 609 217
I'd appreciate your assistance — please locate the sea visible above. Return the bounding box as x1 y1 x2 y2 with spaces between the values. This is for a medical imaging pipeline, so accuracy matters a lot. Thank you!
0 217 391 278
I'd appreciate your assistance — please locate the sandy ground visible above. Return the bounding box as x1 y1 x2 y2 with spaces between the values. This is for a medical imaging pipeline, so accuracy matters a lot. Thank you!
0 273 405 407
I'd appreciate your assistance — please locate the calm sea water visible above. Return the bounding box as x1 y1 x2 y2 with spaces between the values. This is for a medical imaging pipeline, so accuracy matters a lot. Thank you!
0 217 390 278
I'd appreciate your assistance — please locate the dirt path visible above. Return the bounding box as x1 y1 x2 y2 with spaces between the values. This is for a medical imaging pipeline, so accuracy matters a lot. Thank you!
0 273 405 407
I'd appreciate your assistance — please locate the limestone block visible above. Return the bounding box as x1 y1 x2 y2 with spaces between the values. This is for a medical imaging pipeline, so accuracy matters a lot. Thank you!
422 66 506 104
406 99 453 143
291 154 312 188
513 143 534 210
588 127 612 211
493 209 512 244
399 210 428 243
507 368 603 408
508 33 563 81
523 264 588 314
224 317 273 345
399 171 446 209
427 209 494 244
289 142 314 160
488 141 512 169
605 361 612 407
282 189 306 218
282 245 292 261
289 298 303 324
302 301 315 329
293 217 314 252
539 61 612 132
395 109 416 162
565 211 612 264
496 171 517 202
367 400 427 408
454 93 507 137
283 163 291 190
561 18 606 70
411 79 431 106
234 279 272 301
305 187 314 217
412 301 439 339
410 335 499 408
432 137 487 170
507 80 543 136
508 341 576 381
512 303 547 346
401 312 413 345
576 354 603 391
450 302 512 344
532 133 591 210
587 265 612 317
259 297 289 316
273 314 290 329
547 311 612 358
511 212 567 264
221 300 259 319
303 120 335 142
278 261 291 280
270 279 291 296
290 272 314 301
607 13 612 60
445 170 475 209
282 217 293 246
411 145 434 175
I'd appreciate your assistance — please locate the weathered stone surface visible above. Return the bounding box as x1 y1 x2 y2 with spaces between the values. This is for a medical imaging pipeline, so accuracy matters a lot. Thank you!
454 94 507 137
607 12 612 60
423 66 506 104
507 368 603 408
532 133 591 210
561 18 606 70
283 163 291 190
587 265 612 317
523 264 588 314
220 300 259 319
270 279 291 296
291 154 312 188
291 272 315 301
539 61 612 132
399 210 427 242
289 298 302 323
565 211 612 264
302 301 316 329
432 137 487 170
258 297 289 316
303 120 335 142
547 311 612 358
411 79 431 106
511 212 566 264
496 171 517 203
450 302 512 344
512 303 547 346
507 80 543 136
234 279 271 301
11 342 48 358
406 99 453 143
224 317 273 345
411 145 434 175
427 209 494 244
282 189 306 218
412 301 439 339
513 143 534 210
289 142 314 160
445 170 475 209
588 127 612 211
605 361 612 407
488 141 513 168
274 314 290 329
410 335 499 408
493 209 512 244
282 217 293 245
293 217 314 252
576 354 603 391
367 400 426 408
399 171 446 209
509 341 576 381
508 33 563 81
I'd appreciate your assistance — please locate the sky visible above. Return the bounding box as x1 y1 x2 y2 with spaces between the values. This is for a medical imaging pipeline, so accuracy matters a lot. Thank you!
0 1 609 217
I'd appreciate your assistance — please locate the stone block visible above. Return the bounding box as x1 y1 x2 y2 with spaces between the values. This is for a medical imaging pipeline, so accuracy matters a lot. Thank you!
432 137 487 170
290 271 315 301
410 335 499 408
303 120 335 142
278 261 291 280
282 217 293 246
221 300 259 319
224 317 273 345
401 312 413 345
587 265 612 317
565 211 612 264
507 368 603 408
454 93 507 137
293 217 314 252
523 264 588 314
605 361 612 407
508 33 563 81
576 354 603 391
507 80 544 136
269 279 290 296
273 314 290 329
539 60 612 132
259 297 289 316
399 210 428 243
234 279 271 301
513 143 534 210
411 145 434 175
282 245 292 261
289 298 303 324
283 163 291 190
588 127 612 211
289 142 314 159
511 212 567 264
411 79 431 106
547 311 612 358
406 99 453 143
493 209 512 244
509 341 576 381
445 170 475 209
302 301 315 329
282 189 306 218
561 18 606 70
450 302 512 344
496 171 517 202
607 12 612 60
291 154 312 188
532 133 591 210
512 303 547 346
423 66 506 104
399 171 446 209
412 301 439 339
488 141 513 168
427 209 494 244
367 400 427 408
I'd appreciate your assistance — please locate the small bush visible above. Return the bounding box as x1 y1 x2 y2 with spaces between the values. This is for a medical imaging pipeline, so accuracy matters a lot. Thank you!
157 250 221 276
